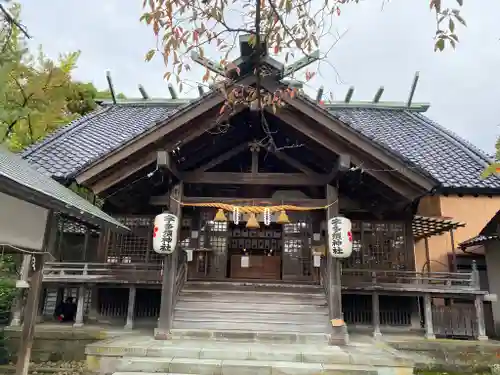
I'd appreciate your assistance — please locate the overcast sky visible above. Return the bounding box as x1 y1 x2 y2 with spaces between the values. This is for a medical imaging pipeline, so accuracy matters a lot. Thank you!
17 0 500 153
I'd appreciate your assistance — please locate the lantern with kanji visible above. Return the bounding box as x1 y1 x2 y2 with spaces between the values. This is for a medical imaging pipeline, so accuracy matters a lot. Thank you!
153 213 179 254
327 216 353 258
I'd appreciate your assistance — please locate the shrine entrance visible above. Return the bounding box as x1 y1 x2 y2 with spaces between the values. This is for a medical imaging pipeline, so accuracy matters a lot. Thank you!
186 209 316 283
228 222 283 280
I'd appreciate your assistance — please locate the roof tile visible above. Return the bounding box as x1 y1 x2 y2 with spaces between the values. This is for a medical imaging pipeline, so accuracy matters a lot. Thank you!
21 101 500 190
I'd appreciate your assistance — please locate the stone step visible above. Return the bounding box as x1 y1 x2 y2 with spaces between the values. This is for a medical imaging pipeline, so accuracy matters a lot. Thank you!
175 301 327 313
92 339 355 363
169 327 329 343
172 319 328 333
111 356 395 375
174 310 328 322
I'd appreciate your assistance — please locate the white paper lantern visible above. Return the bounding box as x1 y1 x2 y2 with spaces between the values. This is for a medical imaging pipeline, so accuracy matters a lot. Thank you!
327 217 353 258
153 213 179 254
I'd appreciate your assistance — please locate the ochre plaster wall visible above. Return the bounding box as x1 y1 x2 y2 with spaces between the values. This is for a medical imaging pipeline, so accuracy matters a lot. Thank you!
415 195 500 272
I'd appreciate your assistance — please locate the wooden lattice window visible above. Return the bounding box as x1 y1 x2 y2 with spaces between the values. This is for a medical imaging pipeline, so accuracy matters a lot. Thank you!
107 216 153 263
345 221 408 270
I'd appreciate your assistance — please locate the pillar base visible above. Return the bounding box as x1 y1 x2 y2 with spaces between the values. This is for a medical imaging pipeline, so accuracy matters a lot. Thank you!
373 331 382 340
477 335 489 341
424 333 436 340
73 322 84 328
328 325 349 346
154 328 172 340
124 323 134 330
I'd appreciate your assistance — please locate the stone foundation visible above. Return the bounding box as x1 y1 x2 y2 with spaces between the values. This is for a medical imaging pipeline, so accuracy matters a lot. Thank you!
2 324 126 362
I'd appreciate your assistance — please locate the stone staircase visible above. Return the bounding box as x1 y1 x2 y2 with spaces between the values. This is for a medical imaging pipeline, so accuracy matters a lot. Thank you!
85 281 415 375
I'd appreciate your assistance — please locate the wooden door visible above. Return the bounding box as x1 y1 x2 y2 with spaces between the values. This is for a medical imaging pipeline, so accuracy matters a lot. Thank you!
282 214 313 281
188 209 229 280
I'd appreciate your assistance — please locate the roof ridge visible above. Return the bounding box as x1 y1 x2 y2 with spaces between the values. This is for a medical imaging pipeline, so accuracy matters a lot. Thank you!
22 106 113 158
409 112 493 167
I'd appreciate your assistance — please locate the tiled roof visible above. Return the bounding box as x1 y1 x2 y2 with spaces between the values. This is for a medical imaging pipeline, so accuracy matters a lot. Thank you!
21 99 500 191
0 146 128 232
459 235 499 249
329 108 500 189
22 104 180 178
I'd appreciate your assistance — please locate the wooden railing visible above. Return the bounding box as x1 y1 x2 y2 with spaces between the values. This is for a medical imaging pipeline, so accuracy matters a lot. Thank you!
341 268 480 292
42 262 163 284
173 253 188 308
43 261 482 293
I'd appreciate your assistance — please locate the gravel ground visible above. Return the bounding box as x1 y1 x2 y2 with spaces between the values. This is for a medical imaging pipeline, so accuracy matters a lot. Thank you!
0 360 92 374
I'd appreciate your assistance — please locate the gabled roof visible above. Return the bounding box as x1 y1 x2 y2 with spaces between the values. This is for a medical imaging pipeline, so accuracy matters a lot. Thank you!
21 98 500 192
0 146 128 232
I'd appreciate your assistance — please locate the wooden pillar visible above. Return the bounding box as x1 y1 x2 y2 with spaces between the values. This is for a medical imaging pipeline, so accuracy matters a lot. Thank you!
15 211 56 375
474 295 488 341
87 286 99 323
9 291 24 327
423 293 435 339
10 255 32 327
326 184 348 345
73 285 85 328
424 237 431 273
372 292 382 339
82 226 91 261
124 286 137 330
155 182 183 340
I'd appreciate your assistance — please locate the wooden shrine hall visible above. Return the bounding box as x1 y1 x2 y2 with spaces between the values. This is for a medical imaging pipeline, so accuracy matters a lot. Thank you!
14 37 500 343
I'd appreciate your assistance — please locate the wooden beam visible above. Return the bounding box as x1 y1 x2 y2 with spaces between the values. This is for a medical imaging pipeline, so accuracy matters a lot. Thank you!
168 83 178 99
16 211 57 375
250 143 259 174
264 77 436 192
106 71 116 104
151 195 327 206
316 86 324 103
157 150 181 179
75 75 256 185
155 183 183 339
325 184 348 345
191 142 249 174
269 109 426 200
138 84 149 99
344 86 354 103
183 171 325 186
373 86 384 103
407 71 420 108
89 152 157 194
272 150 316 176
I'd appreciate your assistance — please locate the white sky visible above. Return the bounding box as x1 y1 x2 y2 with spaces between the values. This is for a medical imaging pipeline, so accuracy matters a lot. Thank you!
17 0 500 154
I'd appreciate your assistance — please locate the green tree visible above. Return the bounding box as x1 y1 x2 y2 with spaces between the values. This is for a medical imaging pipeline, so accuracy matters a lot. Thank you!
141 0 466 113
0 3 126 152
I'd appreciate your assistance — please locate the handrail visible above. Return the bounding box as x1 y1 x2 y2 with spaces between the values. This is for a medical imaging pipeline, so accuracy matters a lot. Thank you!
42 261 480 290
341 268 477 290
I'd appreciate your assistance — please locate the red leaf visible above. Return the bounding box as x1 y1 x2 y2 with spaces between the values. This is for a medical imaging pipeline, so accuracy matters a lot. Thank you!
274 45 279 54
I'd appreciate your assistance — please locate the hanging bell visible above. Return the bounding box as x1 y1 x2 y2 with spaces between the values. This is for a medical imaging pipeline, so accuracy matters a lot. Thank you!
276 210 290 224
214 209 227 222
246 213 260 229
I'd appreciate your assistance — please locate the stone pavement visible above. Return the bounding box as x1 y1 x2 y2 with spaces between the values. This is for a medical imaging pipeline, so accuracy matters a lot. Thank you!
86 333 417 374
